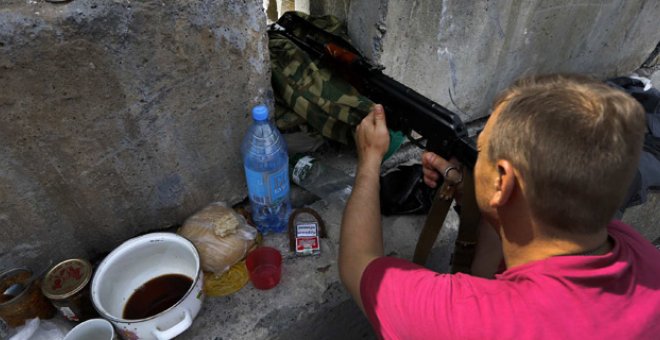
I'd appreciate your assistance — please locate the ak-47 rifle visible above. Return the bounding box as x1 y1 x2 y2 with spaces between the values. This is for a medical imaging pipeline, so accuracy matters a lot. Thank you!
270 12 480 273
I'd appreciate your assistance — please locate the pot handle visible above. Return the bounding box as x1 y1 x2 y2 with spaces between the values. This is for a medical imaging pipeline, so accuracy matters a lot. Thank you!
152 310 192 340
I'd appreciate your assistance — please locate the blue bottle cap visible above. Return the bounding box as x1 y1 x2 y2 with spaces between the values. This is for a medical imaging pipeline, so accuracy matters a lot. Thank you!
252 105 269 121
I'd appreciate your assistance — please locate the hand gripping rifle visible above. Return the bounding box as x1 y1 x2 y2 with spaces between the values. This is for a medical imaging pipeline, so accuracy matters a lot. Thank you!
271 12 480 273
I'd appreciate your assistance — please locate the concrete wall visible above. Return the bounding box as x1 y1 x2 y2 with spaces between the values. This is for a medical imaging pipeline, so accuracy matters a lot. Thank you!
0 0 271 269
347 0 660 121
309 0 351 22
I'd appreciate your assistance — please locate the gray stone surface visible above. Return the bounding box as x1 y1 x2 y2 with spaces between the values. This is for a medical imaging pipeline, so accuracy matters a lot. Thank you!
347 0 660 122
623 193 660 242
346 0 388 63
179 149 457 339
0 0 271 270
309 0 351 23
649 68 660 89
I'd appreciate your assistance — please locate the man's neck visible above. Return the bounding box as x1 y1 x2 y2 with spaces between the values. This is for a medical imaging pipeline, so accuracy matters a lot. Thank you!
500 221 612 269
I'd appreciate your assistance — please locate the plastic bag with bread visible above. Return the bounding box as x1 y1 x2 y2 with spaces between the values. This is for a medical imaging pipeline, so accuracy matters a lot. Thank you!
178 202 257 274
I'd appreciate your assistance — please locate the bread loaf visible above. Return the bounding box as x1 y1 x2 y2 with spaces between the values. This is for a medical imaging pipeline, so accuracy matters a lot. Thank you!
178 202 257 274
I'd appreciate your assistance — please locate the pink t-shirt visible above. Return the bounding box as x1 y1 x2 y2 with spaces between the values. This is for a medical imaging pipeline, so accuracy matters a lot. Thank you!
360 220 660 339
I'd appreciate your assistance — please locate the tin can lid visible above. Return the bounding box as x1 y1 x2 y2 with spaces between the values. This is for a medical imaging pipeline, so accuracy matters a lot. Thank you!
41 259 92 300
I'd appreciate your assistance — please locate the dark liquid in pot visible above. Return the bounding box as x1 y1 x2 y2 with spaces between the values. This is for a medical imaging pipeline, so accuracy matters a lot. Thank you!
123 274 193 320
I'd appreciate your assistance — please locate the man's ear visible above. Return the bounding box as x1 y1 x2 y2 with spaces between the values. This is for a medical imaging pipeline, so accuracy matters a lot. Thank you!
489 160 516 208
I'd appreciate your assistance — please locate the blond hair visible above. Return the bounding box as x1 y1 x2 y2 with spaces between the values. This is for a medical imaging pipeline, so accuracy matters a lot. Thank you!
489 74 646 233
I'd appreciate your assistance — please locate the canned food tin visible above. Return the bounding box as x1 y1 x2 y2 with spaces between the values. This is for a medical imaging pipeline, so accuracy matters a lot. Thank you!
42 259 97 322
0 267 56 328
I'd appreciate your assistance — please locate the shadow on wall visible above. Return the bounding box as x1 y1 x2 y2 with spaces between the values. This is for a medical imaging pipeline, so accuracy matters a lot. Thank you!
263 0 310 23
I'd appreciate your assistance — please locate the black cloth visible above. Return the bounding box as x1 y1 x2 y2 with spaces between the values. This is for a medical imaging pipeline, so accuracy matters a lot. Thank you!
608 77 660 209
380 164 436 216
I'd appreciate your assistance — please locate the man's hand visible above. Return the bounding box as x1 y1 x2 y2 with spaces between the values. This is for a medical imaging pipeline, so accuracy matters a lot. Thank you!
422 151 464 186
355 104 390 168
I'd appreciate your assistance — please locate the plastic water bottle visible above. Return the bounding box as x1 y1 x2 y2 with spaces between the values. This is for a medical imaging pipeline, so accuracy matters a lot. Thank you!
290 154 354 203
241 105 291 234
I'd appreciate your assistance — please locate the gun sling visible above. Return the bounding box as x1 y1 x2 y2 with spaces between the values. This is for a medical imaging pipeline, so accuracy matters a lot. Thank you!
413 172 479 274
412 184 453 265
451 172 479 274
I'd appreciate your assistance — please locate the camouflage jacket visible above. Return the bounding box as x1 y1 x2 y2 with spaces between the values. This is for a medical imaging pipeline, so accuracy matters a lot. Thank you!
269 12 373 145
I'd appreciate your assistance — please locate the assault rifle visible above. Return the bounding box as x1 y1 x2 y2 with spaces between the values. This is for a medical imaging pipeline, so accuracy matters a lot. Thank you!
270 12 480 272
270 12 478 168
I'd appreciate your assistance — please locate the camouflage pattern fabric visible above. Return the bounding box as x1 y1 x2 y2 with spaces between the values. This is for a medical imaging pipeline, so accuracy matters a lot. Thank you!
269 12 374 145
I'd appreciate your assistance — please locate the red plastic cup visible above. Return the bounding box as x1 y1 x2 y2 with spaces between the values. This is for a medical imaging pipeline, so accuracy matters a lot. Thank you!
246 247 282 290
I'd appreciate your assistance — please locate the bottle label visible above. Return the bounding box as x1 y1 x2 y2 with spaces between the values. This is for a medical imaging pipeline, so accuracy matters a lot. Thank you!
245 166 290 204
291 155 315 185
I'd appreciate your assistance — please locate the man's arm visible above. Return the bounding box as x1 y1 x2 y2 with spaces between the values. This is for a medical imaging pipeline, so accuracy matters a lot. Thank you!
339 104 390 312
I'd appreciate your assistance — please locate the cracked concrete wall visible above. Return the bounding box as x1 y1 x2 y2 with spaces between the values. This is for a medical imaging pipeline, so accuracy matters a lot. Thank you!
347 0 660 122
0 0 271 270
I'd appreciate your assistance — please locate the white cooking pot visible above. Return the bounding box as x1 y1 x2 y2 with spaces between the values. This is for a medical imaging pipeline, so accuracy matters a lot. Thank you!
91 233 204 340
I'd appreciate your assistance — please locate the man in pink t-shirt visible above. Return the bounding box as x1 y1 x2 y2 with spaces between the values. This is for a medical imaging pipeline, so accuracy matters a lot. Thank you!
340 74 660 339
